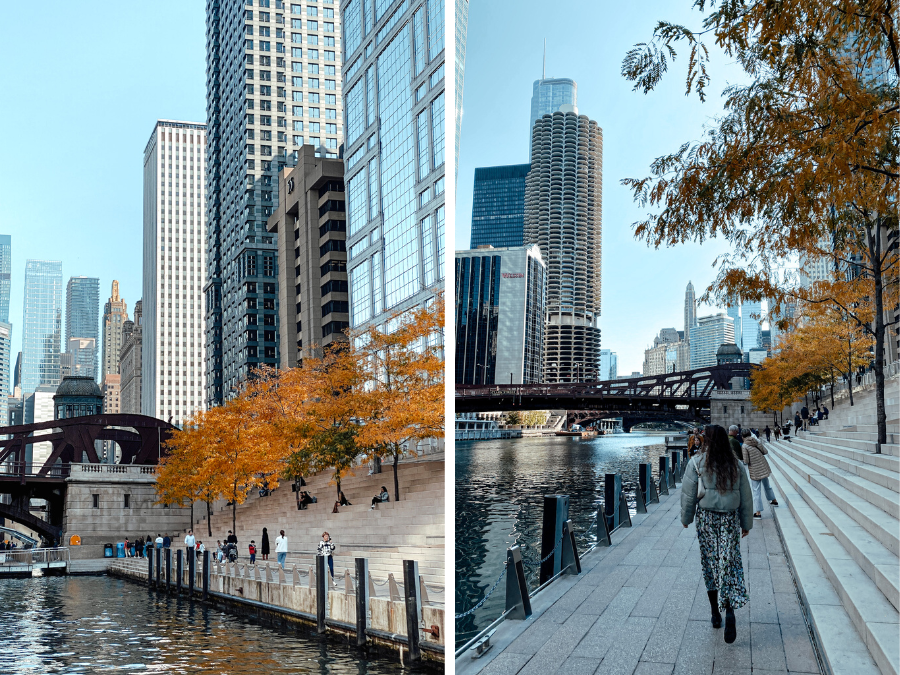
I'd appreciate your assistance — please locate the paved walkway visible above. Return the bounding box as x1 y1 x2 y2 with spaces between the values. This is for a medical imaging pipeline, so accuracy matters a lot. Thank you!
460 482 823 675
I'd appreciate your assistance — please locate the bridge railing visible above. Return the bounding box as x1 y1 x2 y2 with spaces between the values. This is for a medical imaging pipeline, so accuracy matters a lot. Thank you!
0 463 71 479
0 546 70 567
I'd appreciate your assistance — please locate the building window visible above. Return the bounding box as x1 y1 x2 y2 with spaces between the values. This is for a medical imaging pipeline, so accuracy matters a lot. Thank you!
92 494 99 508
124 494 131 508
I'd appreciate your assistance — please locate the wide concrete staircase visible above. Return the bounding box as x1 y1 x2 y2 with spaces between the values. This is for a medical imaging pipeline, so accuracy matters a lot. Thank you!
764 377 900 675
193 454 444 596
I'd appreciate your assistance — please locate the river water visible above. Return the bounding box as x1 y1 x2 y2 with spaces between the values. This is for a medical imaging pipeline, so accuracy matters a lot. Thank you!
0 575 433 673
455 433 671 649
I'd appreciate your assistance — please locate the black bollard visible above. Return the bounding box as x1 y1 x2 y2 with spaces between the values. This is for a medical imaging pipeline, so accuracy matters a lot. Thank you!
176 550 183 595
202 550 210 600
402 560 422 663
188 550 195 598
505 546 532 619
671 451 681 485
539 495 569 585
147 547 154 587
355 558 369 647
659 456 671 495
604 474 622 531
165 548 171 593
316 555 327 633
155 547 161 588
639 463 659 505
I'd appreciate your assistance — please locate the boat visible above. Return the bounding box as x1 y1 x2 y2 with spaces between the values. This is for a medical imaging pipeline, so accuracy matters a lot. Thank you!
556 424 598 438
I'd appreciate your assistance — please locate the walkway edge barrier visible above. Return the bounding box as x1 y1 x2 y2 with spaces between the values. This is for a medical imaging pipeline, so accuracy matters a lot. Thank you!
560 520 581 575
355 558 369 647
155 547 161 588
618 490 633 528
505 546 532 619
596 506 612 546
147 548 153 587
176 550 183 595
671 451 681 485
203 550 210 600
316 555 327 633
635 481 648 513
403 559 422 663
188 550 195 597
165 548 171 592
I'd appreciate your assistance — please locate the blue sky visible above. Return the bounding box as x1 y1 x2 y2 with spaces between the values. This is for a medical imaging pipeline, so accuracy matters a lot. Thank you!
456 0 750 374
1 2 206 363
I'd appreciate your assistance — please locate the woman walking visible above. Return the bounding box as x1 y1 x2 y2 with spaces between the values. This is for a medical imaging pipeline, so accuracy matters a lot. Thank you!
261 527 270 561
682 425 753 644
318 532 337 586
741 429 778 518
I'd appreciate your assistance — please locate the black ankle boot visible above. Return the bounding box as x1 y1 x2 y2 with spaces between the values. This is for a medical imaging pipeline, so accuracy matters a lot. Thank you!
724 602 736 643
707 590 722 628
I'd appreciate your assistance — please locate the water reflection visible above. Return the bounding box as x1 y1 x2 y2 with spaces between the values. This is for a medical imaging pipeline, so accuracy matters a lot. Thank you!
455 434 669 648
1 576 432 673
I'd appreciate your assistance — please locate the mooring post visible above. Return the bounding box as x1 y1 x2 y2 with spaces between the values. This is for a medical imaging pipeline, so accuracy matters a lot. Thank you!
188 550 195 598
671 451 681 485
539 494 569 585
165 548 171 593
560 520 581 575
355 558 369 647
202 550 210 600
505 546 532 619
639 463 659 505
618 486 633 527
635 478 648 513
176 549 183 595
402 560 422 663
659 456 671 495
155 547 161 589
147 547 153 587
316 554 327 633
604 474 622 531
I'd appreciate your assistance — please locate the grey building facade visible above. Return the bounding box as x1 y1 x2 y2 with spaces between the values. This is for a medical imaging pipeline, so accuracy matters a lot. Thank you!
205 0 345 406
469 164 529 249
267 145 348 366
119 300 143 416
684 281 697 338
0 234 10 323
455 245 546 385
690 313 736 369
341 0 446 333
525 111 603 383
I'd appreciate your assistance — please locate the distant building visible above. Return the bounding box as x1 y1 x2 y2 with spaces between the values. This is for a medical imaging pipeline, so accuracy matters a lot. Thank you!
65 337 98 379
455 245 547 385
469 164 530 249
7 396 22 426
529 77 577 159
24 385 56 469
727 300 763 352
717 342 745 390
65 276 100 380
599 349 617 381
684 281 697 338
21 260 63 394
644 338 690 376
102 375 121 415
266 145 348 367
654 328 681 347
101 281 128 380
0 234 10 323
119 300 142 416
0 321 10 427
53 376 103 420
690 313 736 369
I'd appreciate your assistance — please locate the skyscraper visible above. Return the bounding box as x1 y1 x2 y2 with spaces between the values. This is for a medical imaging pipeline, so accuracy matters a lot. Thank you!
0 322 10 426
205 1 345 407
690 313 736 369
101 281 128 380
599 349 617 381
528 77 576 158
525 110 603 383
469 164 529 248
454 0 468 179
726 304 742 351
65 276 99 380
21 260 63 394
740 299 763 351
119 300 143 416
0 235 10 323
144 121 207 426
342 0 446 334
684 281 697 338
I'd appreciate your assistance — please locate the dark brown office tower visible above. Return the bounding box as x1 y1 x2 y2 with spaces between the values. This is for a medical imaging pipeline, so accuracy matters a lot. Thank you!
267 145 348 367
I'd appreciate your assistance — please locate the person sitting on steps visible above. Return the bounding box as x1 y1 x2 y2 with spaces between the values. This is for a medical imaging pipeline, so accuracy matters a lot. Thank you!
370 486 390 510
298 490 314 509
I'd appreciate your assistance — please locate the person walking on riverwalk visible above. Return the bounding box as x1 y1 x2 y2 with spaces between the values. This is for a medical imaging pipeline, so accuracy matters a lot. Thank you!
184 530 195 557
689 428 703 457
741 429 778 518
763 425 771 442
318 532 337 586
261 528 270 561
728 426 743 463
682 424 753 644
275 530 288 569
801 405 810 430
774 425 781 441
249 540 257 564
155 534 163 550
794 412 802 433
162 533 171 549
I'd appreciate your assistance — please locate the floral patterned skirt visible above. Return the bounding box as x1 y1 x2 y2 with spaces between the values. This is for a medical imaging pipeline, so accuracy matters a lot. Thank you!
697 508 749 611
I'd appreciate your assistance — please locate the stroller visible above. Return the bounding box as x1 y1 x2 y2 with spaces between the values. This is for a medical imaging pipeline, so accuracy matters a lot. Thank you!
223 542 239 562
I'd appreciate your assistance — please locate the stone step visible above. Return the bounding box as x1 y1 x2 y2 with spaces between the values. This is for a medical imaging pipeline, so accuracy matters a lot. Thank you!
770 443 900 556
767 446 900 611
781 438 900 496
767 456 898 675
793 436 900 473
826 429 900 445
800 430 900 457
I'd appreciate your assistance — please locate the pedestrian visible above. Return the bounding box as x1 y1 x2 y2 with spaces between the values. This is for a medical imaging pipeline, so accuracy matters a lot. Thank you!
275 530 288 569
226 530 238 545
681 424 753 644
774 425 781 441
197 541 205 560
794 412 802 433
741 429 778 518
162 533 171 549
145 535 153 557
135 536 144 558
124 537 130 557
261 528 270 561
318 532 337 586
801 405 809 430
823 405 829 420
155 533 164 549
370 486 390 510
184 529 195 557
688 428 703 457
763 425 771 442
249 540 257 564
339 491 351 506
216 540 224 563
727 426 743 463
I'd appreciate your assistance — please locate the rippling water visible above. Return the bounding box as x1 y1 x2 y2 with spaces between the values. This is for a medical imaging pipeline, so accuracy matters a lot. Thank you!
0 576 433 673
455 434 671 648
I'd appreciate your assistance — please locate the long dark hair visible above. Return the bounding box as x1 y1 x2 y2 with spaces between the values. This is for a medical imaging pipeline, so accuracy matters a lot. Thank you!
704 425 739 494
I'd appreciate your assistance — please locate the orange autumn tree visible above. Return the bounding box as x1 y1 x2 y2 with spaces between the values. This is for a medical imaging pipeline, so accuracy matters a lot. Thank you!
622 0 898 448
354 296 444 502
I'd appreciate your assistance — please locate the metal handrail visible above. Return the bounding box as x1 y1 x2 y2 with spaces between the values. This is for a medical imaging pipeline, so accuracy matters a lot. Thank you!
0 546 70 566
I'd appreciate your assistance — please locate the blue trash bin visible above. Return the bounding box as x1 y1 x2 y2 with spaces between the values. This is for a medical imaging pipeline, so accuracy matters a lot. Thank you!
104 543 114 558
116 542 125 558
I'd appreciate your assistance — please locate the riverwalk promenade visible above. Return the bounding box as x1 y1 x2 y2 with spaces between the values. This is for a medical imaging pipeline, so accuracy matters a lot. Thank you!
458 481 822 675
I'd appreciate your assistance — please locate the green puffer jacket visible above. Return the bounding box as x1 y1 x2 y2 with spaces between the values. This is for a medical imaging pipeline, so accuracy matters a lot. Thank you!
681 454 754 531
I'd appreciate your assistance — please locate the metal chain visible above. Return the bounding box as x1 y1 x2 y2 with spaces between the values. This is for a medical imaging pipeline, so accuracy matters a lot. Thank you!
454 564 508 619
372 577 390 586
521 530 565 567
576 520 597 541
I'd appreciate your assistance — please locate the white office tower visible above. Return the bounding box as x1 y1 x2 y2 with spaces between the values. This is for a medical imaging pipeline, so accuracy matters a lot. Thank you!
0 322 10 430
143 121 207 426
599 349 617 381
342 0 446 333
684 281 697 338
525 110 603 383
690 313 736 369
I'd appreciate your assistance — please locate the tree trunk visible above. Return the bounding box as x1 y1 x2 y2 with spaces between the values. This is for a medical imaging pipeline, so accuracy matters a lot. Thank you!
190 501 194 531
336 478 341 501
232 496 237 535
847 340 855 406
393 449 400 502
206 500 212 537
869 218 887 451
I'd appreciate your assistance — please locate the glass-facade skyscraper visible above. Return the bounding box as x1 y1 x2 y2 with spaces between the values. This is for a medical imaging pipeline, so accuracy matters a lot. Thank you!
469 164 529 248
528 78 577 158
205 0 345 406
342 0 446 332
65 276 99 381
454 0 468 180
21 260 63 395
0 235 10 324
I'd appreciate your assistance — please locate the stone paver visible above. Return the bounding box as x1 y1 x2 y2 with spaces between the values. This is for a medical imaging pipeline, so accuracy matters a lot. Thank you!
461 482 823 675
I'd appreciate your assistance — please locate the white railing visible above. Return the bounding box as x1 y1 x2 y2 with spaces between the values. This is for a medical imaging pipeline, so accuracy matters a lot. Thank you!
0 547 69 567
70 464 157 476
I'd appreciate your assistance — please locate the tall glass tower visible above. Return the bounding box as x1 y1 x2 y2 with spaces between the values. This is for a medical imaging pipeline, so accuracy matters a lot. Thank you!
205 0 345 406
0 235 10 323
529 78 577 159
65 276 100 380
469 164 529 248
21 260 63 394
454 0 468 180
684 281 697 339
341 0 446 332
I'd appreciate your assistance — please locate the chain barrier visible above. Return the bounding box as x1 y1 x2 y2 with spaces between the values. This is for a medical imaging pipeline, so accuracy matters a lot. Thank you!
520 530 565 568
455 563 508 619
576 519 597 541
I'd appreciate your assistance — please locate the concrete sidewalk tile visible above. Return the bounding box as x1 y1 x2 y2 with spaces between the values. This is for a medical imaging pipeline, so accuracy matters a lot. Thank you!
480 651 532 675
622 537 663 566
593 616 656 675
559 656 602 675
749 621 788 671
672 620 717 675
625 564 663 589
582 566 636 615
504 618 561 655
632 566 681 618
515 613 597 674
689 582 714 622
633 663 675 675
779 621 820 674
640 611 690 663
769 566 796 594
712 617 751 670
772 591 805 625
